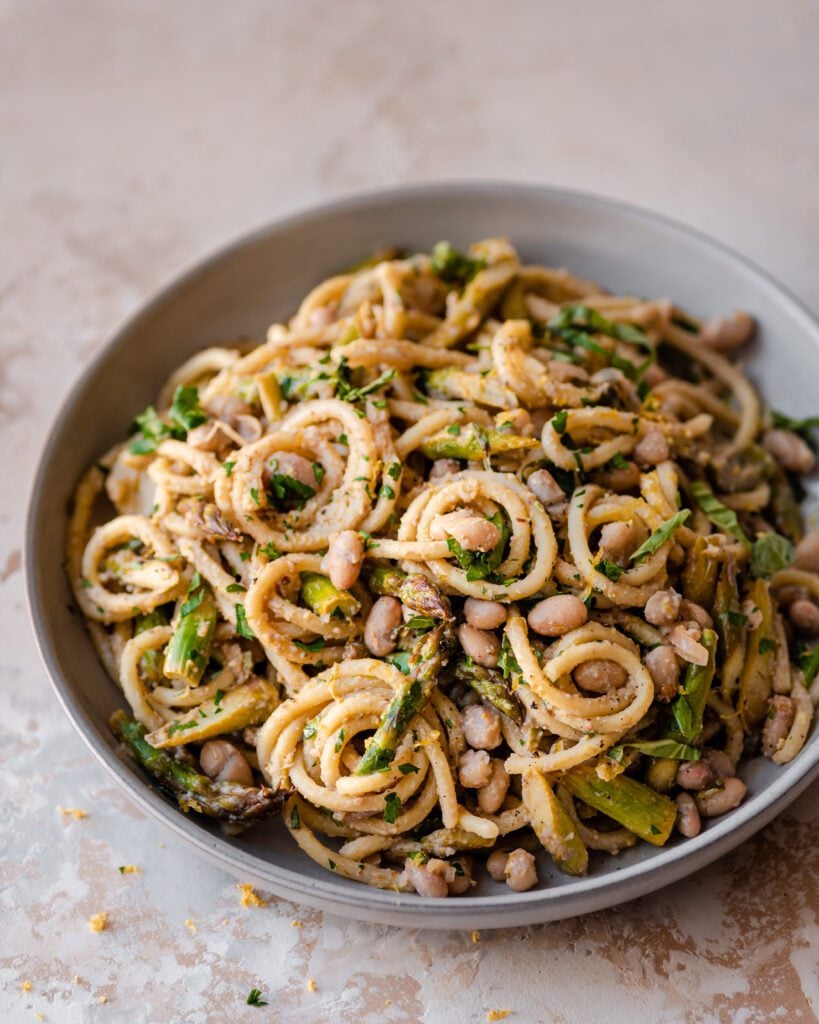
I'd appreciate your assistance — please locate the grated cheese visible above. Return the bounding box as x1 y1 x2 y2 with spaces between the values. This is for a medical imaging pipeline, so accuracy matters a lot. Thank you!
237 883 269 908
57 806 88 820
88 912 108 933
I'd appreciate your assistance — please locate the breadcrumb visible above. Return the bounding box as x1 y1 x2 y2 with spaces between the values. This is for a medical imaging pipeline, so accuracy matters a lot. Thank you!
72 976 81 985
185 919 197 935
290 919 304 928
22 980 32 992
237 883 268 908
88 912 108 933
99 996 108 1005
35 1014 44 1021
117 864 140 875
57 806 87 820
306 978 317 992
472 930 481 943
487 1012 511 1022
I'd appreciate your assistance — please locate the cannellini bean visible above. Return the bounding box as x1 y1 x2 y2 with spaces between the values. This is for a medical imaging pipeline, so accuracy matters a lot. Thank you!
404 858 450 898
644 588 682 627
527 594 588 636
457 623 501 668
573 659 627 693
462 704 503 750
430 510 500 552
429 458 461 480
667 623 709 666
546 360 589 383
504 849 539 892
459 748 492 788
323 530 364 590
464 598 508 630
789 599 819 636
644 645 680 701
599 520 646 565
477 760 510 814
675 793 702 838
448 857 474 896
774 584 809 608
634 429 670 467
206 394 252 423
675 760 715 791
700 310 755 352
486 850 508 882
695 777 747 817
594 460 641 493
762 695 796 759
266 451 316 489
703 749 736 780
527 468 565 506
679 599 713 629
762 429 816 475
364 596 402 657
795 531 819 573
643 364 669 388
235 414 263 442
200 740 254 786
186 422 235 453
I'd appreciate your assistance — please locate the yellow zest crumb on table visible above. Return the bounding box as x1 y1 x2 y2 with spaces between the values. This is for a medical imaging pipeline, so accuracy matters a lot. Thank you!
290 919 303 928
22 980 32 991
185 919 197 934
237 883 269 908
472 930 481 943
99 996 108 1005
72 976 81 985
117 864 140 875
306 978 317 992
88 912 108 932
57 806 88 820
35 1013 44 1021
486 1011 511 1022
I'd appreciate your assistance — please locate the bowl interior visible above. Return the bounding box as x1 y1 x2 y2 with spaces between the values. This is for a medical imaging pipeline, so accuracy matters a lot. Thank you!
28 184 819 927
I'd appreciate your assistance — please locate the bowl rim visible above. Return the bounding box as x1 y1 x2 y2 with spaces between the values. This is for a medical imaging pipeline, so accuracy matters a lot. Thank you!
26 181 819 927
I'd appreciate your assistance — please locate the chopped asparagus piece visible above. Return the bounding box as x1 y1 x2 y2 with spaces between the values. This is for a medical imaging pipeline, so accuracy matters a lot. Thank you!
163 586 217 687
146 678 280 748
738 578 775 728
562 763 677 846
420 421 536 461
356 624 452 775
366 565 451 620
300 572 360 618
523 768 588 876
391 827 495 858
454 661 522 722
110 710 287 825
254 372 285 421
681 535 718 607
668 629 717 743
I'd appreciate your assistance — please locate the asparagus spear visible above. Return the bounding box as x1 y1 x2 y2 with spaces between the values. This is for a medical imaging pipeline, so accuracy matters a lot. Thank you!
366 565 451 620
110 710 287 825
562 763 677 846
768 464 803 543
420 421 536 461
738 578 775 728
453 661 522 722
713 559 747 699
300 572 360 618
681 536 718 608
391 827 495 858
523 768 589 876
254 371 285 422
356 624 452 775
163 584 217 686
146 678 280 748
135 608 169 684
668 629 717 742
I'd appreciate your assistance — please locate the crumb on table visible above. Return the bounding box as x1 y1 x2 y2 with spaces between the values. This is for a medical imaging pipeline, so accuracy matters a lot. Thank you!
88 912 108 933
237 883 269 908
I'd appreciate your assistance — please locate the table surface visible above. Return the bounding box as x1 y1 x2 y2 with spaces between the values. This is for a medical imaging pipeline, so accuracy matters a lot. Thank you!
2 1 818 1021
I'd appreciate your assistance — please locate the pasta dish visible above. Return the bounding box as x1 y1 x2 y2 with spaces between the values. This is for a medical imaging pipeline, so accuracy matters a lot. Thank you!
67 238 818 897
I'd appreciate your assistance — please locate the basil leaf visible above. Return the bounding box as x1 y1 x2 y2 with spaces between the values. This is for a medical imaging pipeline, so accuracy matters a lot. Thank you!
609 739 701 763
750 532 796 579
690 481 751 547
630 509 691 564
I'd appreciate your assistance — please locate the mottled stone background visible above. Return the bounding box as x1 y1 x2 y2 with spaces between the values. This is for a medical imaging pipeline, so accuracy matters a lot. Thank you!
1 1 817 1021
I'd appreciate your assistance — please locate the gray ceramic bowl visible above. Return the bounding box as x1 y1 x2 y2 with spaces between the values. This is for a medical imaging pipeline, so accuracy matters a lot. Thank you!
27 184 819 928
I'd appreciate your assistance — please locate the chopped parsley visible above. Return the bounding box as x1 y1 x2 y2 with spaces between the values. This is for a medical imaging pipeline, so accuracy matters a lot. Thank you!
289 804 301 829
383 792 402 824
246 989 268 1007
446 510 510 583
430 241 487 286
234 604 255 639
398 763 419 775
293 636 326 653
551 409 569 434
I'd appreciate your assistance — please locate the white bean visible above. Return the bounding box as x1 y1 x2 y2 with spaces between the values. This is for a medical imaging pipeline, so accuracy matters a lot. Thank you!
504 849 538 892
464 598 508 630
762 695 795 759
429 458 460 480
323 530 364 590
675 793 701 838
644 588 681 627
200 740 253 786
789 599 819 636
762 429 816 475
266 451 316 489
404 858 449 898
527 594 588 636
527 468 565 506
486 849 509 882
634 429 669 467
796 531 819 573
462 704 503 750
695 777 747 817
700 310 755 352
364 596 402 657
644 645 680 702
573 659 627 693
599 520 646 564
457 623 500 668
458 748 492 788
477 759 510 814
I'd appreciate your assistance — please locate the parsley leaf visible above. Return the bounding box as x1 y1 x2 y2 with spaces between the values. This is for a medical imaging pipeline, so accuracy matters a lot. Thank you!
293 636 326 653
430 241 487 285
234 604 255 639
608 738 701 763
246 989 268 1007
498 633 521 680
383 792 402 824
596 558 625 581
170 385 207 432
289 804 301 829
446 510 510 582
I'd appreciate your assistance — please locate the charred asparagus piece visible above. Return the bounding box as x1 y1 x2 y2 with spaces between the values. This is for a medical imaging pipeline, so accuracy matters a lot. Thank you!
356 624 452 775
454 660 522 722
420 421 536 461
163 579 217 686
110 710 287 825
299 571 360 618
562 763 677 846
366 565 451 620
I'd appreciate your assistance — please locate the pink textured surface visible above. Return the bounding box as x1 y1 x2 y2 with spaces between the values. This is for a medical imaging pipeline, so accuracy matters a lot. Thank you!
2 2 817 1020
